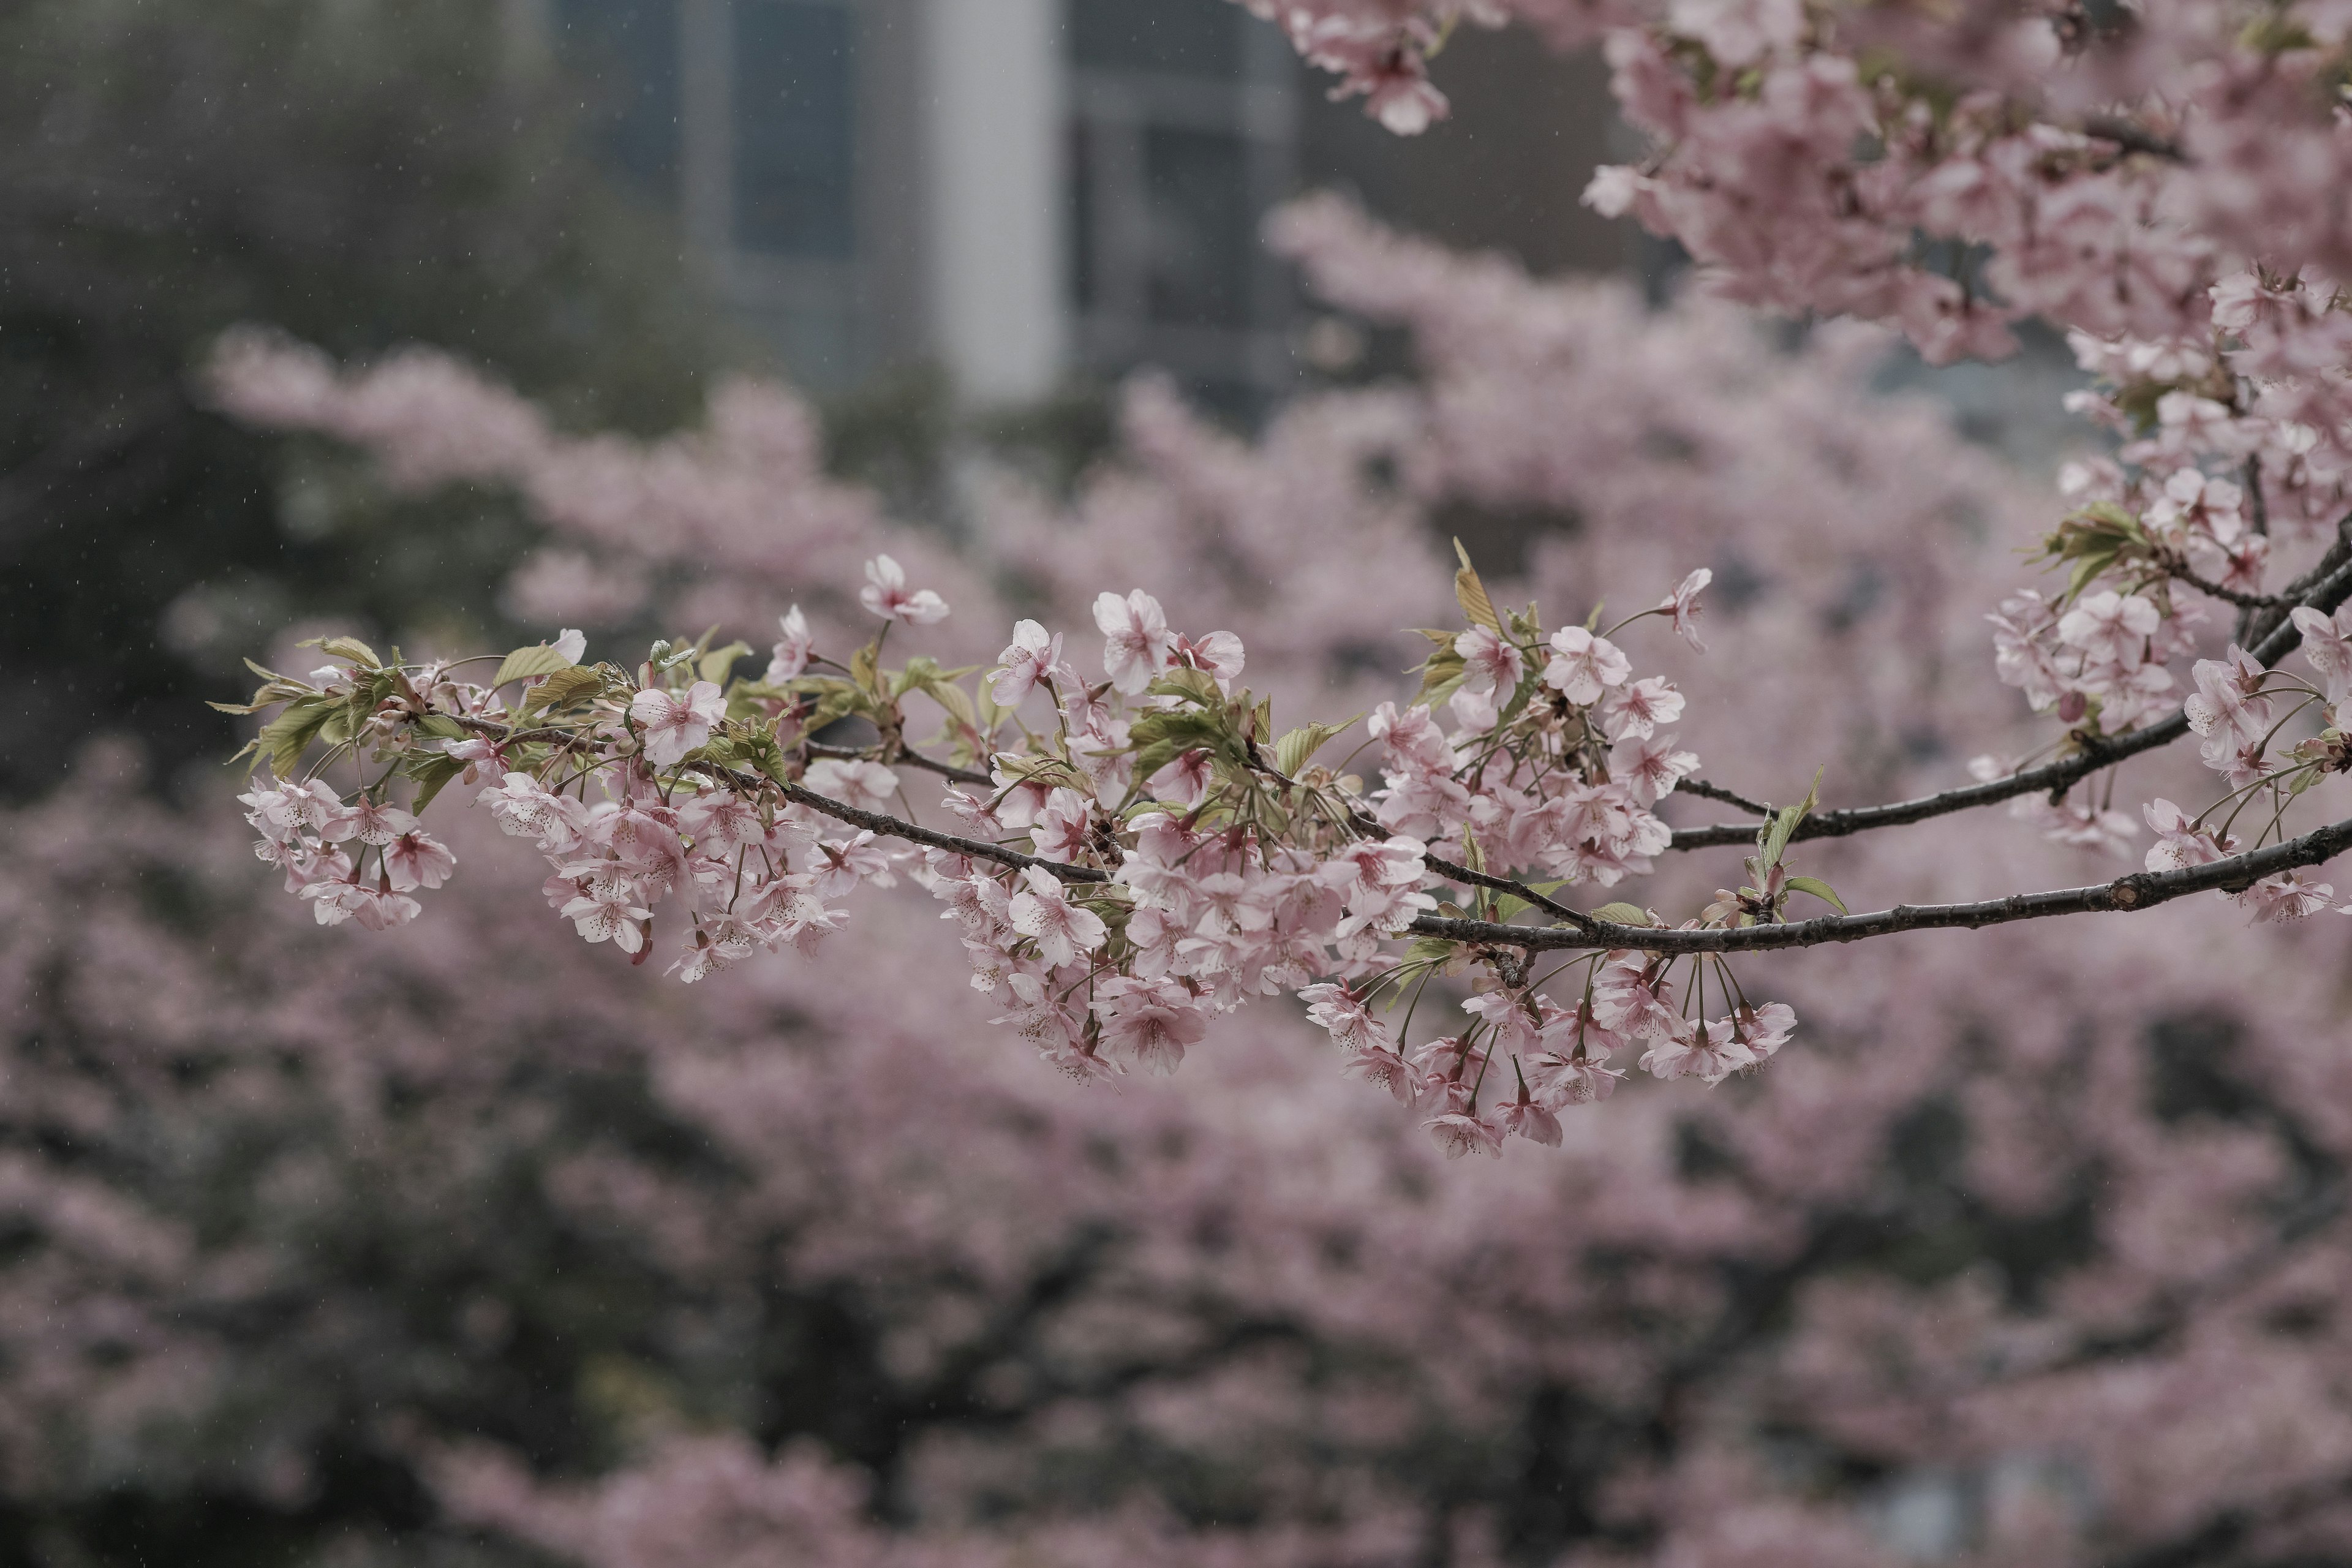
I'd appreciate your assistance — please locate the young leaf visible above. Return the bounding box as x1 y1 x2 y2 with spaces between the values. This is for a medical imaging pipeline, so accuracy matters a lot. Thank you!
1453 537 1501 631
1274 715 1360 776
1588 901 1653 926
494 642 577 689
257 696 339 777
1758 767 1824 871
405 752 467 813
699 640 754 687
1784 875 1848 914
520 665 608 717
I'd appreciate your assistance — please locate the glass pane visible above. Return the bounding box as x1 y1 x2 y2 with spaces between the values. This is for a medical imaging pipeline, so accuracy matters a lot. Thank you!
553 0 682 206
1143 127 1249 328
1069 0 1240 78
731 0 854 258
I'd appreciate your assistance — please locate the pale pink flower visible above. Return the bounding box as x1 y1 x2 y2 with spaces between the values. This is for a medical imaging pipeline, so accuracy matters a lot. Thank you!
813 834 895 900
764 606 813 682
1147 748 1216 808
1659 568 1712 652
1368 701 1455 774
630 681 726 766
1544 626 1630 705
2056 590 2159 666
1028 788 1093 864
1640 1017 1756 1084
2236 870 2342 922
549 628 587 663
383 831 457 892
1608 731 1698 805
1096 977 1207 1076
2293 604 2352 703
1341 1042 1416 1104
1007 866 1109 968
345 798 419 846
2142 798 2236 872
1453 624 1525 695
1601 677 1684 741
2182 647 2275 746
1173 629 1246 685
674 920 758 982
1496 1092 1564 1147
480 772 589 854
990 619 1065 706
562 870 651 954
1424 1110 1505 1159
1298 981 1387 1050
1093 589 1176 694
802 758 899 815
858 554 949 624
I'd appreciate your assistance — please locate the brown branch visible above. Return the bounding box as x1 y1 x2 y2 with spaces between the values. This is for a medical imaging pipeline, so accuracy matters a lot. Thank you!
1670 522 2352 851
809 739 993 788
1678 777 1775 818
2082 113 2187 162
1412 812 2352 954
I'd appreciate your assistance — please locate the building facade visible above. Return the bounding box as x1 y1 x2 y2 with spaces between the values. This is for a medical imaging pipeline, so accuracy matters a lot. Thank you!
532 0 1626 409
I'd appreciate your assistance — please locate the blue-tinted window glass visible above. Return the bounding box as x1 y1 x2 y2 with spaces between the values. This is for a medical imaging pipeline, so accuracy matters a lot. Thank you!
731 0 854 259
553 0 682 206
1069 0 1241 77
1144 127 1249 327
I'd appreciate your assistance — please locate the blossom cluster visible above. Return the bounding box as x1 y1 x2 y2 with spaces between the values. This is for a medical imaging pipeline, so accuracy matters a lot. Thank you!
224 545 1841 1153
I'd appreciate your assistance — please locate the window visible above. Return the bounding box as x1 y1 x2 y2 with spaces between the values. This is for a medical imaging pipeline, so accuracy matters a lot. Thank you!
552 0 683 206
730 0 855 259
1065 0 1297 415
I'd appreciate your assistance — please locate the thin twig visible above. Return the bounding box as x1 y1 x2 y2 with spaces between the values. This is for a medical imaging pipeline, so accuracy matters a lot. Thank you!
1670 522 2352 851
1413 812 2352 955
1679 778 1776 818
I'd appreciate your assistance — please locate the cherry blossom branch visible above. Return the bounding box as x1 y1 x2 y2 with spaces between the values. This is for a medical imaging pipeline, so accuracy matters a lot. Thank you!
1419 813 2352 955
682 756 1117 885
1670 527 2352 851
808 739 992 788
1676 777 1776 816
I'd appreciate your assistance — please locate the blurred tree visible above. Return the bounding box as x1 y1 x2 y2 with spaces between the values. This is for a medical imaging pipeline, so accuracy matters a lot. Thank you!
0 0 716 797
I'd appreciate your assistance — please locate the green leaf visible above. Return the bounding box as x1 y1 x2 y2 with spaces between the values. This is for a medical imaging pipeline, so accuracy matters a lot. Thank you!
520 665 607 718
494 642 578 689
1588 901 1653 926
850 641 883 698
416 714 469 741
1784 875 1848 914
1146 667 1222 706
299 635 383 669
1274 715 1360 775
1404 937 1458 965
257 696 339 777
1453 538 1500 631
404 753 467 813
699 641 753 687
1758 767 1823 870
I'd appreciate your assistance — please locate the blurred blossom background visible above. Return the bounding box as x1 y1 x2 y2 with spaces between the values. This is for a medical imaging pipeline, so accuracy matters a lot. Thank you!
4 4 2348 1568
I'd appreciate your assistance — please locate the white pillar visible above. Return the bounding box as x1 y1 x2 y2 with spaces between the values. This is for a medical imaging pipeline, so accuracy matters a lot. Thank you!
921 0 1066 404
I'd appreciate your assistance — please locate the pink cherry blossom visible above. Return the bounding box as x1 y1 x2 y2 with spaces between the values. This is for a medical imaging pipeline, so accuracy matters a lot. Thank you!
630 681 725 767
382 831 457 892
989 619 1065 706
764 606 813 682
1092 589 1175 694
1543 625 1630 705
1452 624 1525 695
1006 866 1107 968
1659 568 1711 653
857 554 949 624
